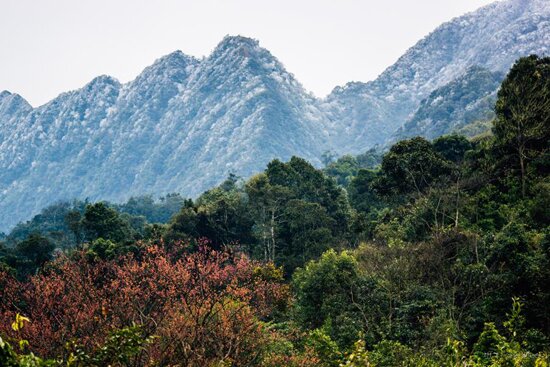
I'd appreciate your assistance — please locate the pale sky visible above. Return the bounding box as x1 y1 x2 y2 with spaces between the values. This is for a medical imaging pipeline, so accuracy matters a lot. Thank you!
0 0 497 107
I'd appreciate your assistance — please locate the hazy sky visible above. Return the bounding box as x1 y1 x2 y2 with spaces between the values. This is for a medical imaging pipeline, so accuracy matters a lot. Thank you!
0 0 497 106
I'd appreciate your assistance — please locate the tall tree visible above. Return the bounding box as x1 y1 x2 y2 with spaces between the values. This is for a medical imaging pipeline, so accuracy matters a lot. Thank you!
373 137 450 198
493 55 550 197
245 173 291 262
81 203 132 243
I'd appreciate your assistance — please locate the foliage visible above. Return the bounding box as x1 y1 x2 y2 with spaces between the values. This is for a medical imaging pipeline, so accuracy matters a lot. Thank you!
0 55 549 366
115 193 186 224
1 313 154 367
373 137 451 198
0 243 289 366
493 55 550 197
80 203 133 243
293 250 367 349
165 158 352 274
323 149 382 187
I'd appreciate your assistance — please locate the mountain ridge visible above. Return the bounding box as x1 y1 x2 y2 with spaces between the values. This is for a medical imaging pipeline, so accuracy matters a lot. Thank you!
1 0 549 231
322 0 549 152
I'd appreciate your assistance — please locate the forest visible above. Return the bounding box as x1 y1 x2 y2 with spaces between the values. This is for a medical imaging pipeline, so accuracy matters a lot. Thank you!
0 55 549 366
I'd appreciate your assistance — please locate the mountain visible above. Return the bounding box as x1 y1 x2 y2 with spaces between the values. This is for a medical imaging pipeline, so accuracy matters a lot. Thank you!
1 0 549 231
393 67 504 140
323 0 550 152
0 91 33 183
0 36 332 231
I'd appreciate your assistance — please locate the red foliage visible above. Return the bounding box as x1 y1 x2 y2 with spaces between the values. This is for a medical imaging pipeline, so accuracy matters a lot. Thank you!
0 242 290 365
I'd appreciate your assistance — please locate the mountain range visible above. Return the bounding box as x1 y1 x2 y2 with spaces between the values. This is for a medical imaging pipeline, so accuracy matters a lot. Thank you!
1 0 549 231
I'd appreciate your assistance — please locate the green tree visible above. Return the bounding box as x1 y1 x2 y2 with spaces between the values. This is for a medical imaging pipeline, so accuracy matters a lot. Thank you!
81 202 132 243
246 173 292 262
15 234 55 273
265 157 351 238
324 155 359 187
348 169 382 215
165 182 253 250
293 250 367 349
278 199 336 273
194 185 254 248
64 209 83 245
163 199 200 244
246 157 352 269
433 134 472 163
373 137 450 198
493 55 550 197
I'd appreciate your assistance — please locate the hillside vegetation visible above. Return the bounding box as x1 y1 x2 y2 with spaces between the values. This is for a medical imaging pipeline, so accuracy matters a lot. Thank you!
0 55 549 366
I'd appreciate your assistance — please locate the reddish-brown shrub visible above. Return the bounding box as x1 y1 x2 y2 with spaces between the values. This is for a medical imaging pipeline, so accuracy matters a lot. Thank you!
0 241 290 366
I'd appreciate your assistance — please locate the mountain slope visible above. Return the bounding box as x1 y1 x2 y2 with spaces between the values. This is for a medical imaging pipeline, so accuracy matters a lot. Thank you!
92 36 330 198
323 0 550 152
1 0 549 231
0 36 331 231
0 91 33 185
394 67 504 140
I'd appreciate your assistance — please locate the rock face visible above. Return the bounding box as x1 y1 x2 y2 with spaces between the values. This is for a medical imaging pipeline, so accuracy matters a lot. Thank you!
0 0 549 231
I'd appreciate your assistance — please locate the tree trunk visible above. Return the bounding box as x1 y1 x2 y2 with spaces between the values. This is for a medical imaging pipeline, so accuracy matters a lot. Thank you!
455 176 460 228
519 146 526 198
270 210 276 262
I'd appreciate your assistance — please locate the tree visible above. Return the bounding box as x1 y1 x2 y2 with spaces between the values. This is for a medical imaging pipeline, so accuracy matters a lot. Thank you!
163 200 200 244
278 200 336 273
65 209 83 245
194 186 254 248
117 193 187 224
15 234 55 274
373 137 450 198
165 184 253 250
81 203 132 243
324 155 359 187
348 169 382 215
247 157 352 271
293 250 368 349
493 55 550 197
6 201 85 250
265 157 351 238
433 134 472 163
356 148 382 170
246 173 292 262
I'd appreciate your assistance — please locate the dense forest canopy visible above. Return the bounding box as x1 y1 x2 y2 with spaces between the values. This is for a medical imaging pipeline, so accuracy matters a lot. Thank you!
0 55 549 366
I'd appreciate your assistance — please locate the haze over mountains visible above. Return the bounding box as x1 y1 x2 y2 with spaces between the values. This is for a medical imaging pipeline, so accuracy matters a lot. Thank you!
1 0 549 231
